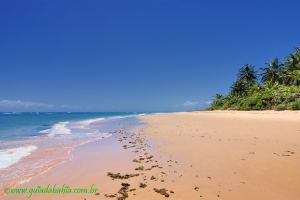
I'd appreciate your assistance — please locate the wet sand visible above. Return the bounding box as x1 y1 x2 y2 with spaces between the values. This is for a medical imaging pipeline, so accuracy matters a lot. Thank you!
2 111 300 200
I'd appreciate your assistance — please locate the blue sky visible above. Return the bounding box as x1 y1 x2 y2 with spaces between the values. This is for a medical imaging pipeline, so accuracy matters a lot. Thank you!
0 0 299 112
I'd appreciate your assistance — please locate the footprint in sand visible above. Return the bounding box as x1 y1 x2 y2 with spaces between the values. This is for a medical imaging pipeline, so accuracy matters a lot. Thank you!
274 150 295 157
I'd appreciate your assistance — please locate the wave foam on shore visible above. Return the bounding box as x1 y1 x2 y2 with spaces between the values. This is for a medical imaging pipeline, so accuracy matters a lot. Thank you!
0 145 37 169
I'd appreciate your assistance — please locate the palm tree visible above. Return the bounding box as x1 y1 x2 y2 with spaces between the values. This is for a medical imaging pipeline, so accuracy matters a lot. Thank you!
213 94 223 102
285 47 300 71
288 70 300 86
230 64 256 96
230 79 248 96
260 58 282 85
238 64 257 85
281 47 300 85
210 93 224 109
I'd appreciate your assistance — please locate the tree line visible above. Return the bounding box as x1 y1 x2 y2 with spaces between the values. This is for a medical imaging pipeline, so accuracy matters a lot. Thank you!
209 47 300 110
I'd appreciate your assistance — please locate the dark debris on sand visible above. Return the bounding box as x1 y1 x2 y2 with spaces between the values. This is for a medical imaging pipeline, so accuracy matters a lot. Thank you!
107 129 180 199
153 188 170 197
139 182 147 188
104 194 117 198
135 166 144 171
107 172 139 180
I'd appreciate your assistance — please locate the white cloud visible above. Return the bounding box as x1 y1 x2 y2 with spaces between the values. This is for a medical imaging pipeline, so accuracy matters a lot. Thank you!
182 99 211 110
59 104 78 109
0 100 56 111
205 100 212 105
183 101 200 107
0 99 81 112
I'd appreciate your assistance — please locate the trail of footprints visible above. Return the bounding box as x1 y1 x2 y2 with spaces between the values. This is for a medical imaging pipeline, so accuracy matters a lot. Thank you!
101 129 277 199
104 129 179 199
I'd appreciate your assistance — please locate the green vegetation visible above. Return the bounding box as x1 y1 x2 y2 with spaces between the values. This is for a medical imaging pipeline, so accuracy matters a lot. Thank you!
209 47 300 110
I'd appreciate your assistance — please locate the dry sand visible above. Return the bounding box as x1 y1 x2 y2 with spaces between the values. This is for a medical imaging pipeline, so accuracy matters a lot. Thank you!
139 111 300 200
2 111 300 200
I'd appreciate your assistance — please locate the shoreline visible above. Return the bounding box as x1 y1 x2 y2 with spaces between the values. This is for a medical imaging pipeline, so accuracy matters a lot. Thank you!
2 111 300 200
0 114 143 199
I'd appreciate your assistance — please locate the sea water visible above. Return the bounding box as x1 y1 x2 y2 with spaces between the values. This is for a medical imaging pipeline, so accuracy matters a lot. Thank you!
0 112 145 192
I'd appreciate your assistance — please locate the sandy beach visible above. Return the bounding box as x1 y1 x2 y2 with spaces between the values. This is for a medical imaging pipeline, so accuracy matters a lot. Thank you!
2 111 300 200
3 1 300 199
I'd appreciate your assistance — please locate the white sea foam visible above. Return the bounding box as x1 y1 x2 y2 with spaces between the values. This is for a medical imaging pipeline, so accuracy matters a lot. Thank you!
0 145 37 169
109 115 137 120
39 122 71 137
70 118 105 129
79 118 105 125
3 112 22 115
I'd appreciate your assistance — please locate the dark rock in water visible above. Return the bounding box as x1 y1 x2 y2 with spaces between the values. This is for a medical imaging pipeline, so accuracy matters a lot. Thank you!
115 129 127 134
153 188 170 197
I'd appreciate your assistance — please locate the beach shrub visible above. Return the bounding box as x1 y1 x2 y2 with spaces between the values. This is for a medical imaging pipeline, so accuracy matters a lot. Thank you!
273 103 287 111
237 97 264 110
287 100 300 110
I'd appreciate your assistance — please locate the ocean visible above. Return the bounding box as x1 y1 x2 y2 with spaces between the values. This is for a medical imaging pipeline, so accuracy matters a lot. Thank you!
0 112 146 191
